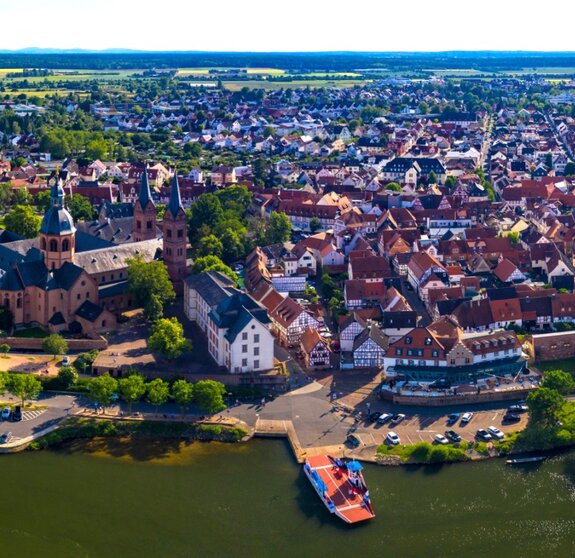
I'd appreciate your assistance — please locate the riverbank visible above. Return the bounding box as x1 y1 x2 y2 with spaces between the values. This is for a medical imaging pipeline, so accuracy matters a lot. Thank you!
26 417 249 450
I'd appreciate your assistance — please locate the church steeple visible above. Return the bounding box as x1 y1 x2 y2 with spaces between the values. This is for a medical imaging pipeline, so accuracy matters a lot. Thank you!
167 170 184 219
40 173 76 270
163 169 187 288
138 163 155 210
133 163 157 243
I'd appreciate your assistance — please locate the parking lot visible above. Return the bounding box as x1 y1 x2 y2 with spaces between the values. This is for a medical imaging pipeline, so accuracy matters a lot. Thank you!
350 406 528 447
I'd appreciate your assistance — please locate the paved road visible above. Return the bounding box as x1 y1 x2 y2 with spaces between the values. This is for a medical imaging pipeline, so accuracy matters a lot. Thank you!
0 394 78 443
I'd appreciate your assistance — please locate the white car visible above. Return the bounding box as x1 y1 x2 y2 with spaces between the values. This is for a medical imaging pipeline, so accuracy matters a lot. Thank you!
386 431 401 445
461 412 474 424
434 434 449 445
1 406 11 420
487 426 505 440
390 413 406 426
62 356 70 365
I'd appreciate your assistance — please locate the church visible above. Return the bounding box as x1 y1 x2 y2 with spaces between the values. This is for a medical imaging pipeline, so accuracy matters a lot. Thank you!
0 167 188 334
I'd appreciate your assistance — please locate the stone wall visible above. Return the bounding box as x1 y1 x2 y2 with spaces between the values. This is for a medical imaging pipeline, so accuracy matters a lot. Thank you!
2 337 107 352
530 331 575 361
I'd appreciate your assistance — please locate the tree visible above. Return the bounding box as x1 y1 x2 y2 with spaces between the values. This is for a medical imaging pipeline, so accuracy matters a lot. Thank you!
428 170 437 184
266 211 292 244
0 343 9 355
146 378 170 414
445 175 457 192
527 387 565 426
541 370 575 396
118 374 146 413
183 142 202 157
507 231 520 244
188 194 223 239
310 217 321 233
195 234 224 259
67 193 96 221
42 334 68 359
564 161 575 177
144 294 164 322
85 138 108 160
127 256 176 319
220 227 247 263
148 317 192 360
4 205 41 238
89 373 118 411
171 379 194 414
192 255 238 282
57 366 78 389
385 182 402 192
8 374 42 408
192 380 226 413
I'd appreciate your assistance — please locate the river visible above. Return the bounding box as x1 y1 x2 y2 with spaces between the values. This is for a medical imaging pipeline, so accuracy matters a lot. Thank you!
1 438 574 558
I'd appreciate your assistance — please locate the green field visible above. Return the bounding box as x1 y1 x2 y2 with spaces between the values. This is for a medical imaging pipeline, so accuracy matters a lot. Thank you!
222 78 371 91
178 67 286 76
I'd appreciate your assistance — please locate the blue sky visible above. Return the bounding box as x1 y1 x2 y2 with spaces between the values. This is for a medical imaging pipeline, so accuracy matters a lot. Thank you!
1 0 573 52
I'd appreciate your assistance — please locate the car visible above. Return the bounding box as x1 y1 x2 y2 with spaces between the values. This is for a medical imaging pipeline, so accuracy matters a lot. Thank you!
445 430 462 443
487 426 505 440
1 406 11 420
62 356 70 365
11 406 22 422
390 413 406 426
502 413 521 423
365 412 381 425
508 404 528 413
346 434 361 448
377 413 393 424
476 429 492 441
434 434 449 445
461 412 474 424
446 413 460 425
386 431 401 445
0 432 12 444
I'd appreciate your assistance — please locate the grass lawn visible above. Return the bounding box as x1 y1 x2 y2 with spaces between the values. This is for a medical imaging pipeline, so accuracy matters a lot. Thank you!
538 358 575 375
12 327 49 339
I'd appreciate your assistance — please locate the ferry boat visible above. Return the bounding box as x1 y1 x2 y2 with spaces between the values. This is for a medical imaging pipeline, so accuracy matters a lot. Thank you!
303 455 375 524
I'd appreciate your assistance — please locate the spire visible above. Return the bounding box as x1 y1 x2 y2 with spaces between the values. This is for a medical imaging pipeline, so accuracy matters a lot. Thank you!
138 163 154 210
50 173 65 207
167 170 183 218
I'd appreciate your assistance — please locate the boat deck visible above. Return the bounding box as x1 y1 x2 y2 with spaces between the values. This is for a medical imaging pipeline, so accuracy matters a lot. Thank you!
306 455 375 523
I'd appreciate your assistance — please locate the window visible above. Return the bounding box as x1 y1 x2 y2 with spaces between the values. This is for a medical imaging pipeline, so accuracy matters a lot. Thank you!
254 334 260 343
177 229 184 238
77 293 81 300
254 360 260 369
254 347 259 356
147 221 153 230
136 220 141 230
432 350 439 357
242 345 247 353
395 348 403 356
167 229 172 238
62 238 70 251
405 337 412 345
242 358 248 367
242 332 248 341
49 239 58 252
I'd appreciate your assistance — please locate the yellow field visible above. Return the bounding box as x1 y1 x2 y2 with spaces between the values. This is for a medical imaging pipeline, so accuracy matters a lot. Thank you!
178 67 286 76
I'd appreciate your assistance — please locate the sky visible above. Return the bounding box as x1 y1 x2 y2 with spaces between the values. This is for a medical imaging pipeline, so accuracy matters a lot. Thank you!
1 0 574 52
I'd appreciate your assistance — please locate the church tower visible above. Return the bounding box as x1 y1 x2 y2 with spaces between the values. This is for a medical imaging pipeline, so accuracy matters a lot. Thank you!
40 175 76 270
163 171 187 286
133 164 157 242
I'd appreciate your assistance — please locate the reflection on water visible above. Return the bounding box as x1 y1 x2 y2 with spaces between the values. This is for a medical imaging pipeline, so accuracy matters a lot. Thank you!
0 439 574 558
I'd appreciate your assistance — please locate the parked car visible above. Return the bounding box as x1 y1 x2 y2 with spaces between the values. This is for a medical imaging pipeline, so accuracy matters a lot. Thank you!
461 412 474 424
365 412 381 425
502 413 521 424
386 431 401 445
11 406 22 422
62 356 70 366
445 430 462 443
377 413 393 425
390 413 406 426
446 413 460 425
346 434 361 448
1 406 11 420
487 426 505 440
0 432 12 444
476 429 492 441
434 434 449 445
508 404 528 413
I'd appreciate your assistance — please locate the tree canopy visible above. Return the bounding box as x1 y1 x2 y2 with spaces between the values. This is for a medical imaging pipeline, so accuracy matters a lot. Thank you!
527 386 565 426
4 205 41 238
192 255 238 282
42 334 68 358
89 373 118 409
118 374 146 413
541 370 575 396
171 379 194 414
7 374 42 407
146 378 170 413
266 211 292 244
193 379 226 413
127 256 176 320
148 317 192 360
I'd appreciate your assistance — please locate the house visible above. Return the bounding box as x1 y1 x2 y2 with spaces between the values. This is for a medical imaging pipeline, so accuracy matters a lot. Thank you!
352 325 388 368
339 312 368 352
406 251 448 301
494 258 527 283
300 327 331 369
530 330 575 361
269 296 320 347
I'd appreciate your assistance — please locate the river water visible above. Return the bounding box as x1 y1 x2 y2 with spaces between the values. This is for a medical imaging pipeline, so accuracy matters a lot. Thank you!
1 438 574 558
